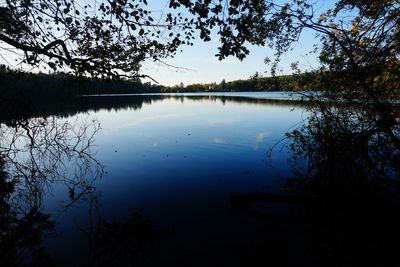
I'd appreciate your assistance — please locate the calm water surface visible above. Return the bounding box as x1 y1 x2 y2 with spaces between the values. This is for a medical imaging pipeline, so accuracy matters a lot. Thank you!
3 93 310 266
95 91 307 100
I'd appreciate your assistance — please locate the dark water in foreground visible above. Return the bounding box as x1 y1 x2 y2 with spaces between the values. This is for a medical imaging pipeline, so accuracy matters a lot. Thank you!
3 92 400 267
43 94 306 266
1 93 312 266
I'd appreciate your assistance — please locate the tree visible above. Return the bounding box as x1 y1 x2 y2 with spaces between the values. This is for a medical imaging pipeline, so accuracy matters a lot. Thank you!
220 78 227 90
169 1 399 92
170 0 400 146
179 2 400 263
0 0 196 79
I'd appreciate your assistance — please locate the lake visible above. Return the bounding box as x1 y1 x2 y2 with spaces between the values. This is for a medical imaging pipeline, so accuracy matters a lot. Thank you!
0 93 315 266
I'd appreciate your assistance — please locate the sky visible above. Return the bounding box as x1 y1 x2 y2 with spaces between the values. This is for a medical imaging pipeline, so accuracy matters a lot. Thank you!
142 30 321 86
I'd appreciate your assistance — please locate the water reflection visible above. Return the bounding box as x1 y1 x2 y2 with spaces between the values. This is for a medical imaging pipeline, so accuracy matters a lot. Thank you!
0 94 308 123
286 104 400 265
0 116 103 265
0 155 56 266
232 103 400 266
0 113 176 266
1 93 399 266
0 94 305 266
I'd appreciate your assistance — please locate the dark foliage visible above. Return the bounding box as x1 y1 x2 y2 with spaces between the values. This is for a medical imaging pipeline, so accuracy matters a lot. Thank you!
0 0 197 79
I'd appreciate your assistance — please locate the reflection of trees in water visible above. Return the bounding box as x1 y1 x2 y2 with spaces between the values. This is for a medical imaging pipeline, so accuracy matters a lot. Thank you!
1 94 308 123
165 94 308 108
0 117 103 209
0 95 161 123
0 156 56 266
233 103 400 266
0 116 103 266
0 116 171 266
286 105 400 265
287 104 400 183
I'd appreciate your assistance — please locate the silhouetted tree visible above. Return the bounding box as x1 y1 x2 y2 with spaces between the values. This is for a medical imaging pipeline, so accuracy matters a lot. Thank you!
170 0 399 99
0 0 196 79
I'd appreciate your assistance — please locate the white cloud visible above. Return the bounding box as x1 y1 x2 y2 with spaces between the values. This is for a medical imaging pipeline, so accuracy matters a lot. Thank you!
253 132 270 150
212 137 225 144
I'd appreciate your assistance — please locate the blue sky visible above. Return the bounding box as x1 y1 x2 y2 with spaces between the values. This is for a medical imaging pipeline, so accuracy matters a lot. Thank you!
142 29 321 86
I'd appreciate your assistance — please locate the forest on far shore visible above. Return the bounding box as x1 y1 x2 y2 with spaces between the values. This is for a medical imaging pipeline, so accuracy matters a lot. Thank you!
0 64 324 100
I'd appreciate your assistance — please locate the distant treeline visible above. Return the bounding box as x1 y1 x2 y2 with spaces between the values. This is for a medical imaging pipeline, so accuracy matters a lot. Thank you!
165 72 325 92
0 65 162 100
2 63 399 97
0 65 323 100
